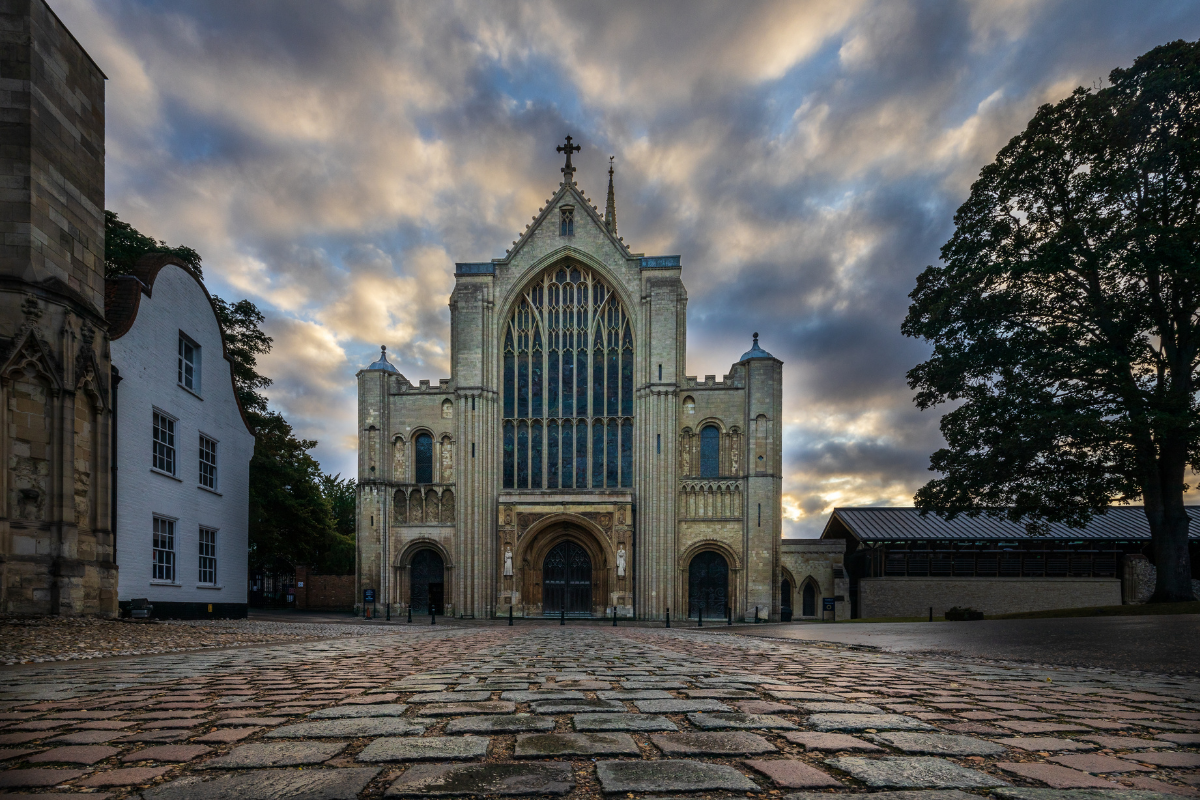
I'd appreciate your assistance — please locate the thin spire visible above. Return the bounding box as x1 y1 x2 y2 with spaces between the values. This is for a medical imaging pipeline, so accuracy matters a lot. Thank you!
605 155 617 236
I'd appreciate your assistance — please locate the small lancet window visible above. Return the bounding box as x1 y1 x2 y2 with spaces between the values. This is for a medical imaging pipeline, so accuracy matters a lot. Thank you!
560 206 575 236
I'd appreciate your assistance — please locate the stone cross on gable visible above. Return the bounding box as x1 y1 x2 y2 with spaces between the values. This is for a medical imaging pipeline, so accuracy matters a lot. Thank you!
557 135 581 182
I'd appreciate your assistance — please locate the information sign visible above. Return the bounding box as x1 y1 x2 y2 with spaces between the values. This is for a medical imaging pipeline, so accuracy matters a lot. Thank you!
363 588 376 603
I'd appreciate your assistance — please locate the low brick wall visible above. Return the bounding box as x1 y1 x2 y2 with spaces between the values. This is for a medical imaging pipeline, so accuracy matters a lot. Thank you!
294 567 355 610
858 576 1121 618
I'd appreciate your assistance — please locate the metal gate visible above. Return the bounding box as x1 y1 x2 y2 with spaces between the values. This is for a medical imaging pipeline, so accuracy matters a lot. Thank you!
543 541 592 615
410 549 444 614
688 551 729 618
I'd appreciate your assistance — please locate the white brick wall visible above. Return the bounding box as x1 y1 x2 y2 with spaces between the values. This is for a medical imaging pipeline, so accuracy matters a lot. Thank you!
111 265 255 606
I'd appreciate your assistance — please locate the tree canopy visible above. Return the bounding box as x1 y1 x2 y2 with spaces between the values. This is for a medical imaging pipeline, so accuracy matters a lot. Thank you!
104 210 203 279
902 40 1200 601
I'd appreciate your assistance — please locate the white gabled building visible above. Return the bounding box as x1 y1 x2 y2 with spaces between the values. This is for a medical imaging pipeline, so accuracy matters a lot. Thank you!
106 254 255 618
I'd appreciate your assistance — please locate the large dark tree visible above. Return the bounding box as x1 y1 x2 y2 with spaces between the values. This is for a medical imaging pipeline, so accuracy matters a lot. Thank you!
903 40 1200 602
105 210 202 279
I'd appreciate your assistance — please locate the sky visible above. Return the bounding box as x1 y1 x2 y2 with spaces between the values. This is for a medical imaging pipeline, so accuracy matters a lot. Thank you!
60 0 1200 537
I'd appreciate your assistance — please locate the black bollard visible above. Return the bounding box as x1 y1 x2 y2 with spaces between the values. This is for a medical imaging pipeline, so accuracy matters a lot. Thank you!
698 601 703 628
431 608 436 625
560 603 565 626
612 606 617 627
727 604 732 625
755 605 759 623
666 607 670 628
386 600 390 622
509 604 514 626
929 606 933 622
407 605 412 624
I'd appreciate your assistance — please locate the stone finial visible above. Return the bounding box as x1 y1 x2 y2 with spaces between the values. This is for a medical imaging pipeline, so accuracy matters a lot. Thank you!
557 135 581 182
605 156 618 236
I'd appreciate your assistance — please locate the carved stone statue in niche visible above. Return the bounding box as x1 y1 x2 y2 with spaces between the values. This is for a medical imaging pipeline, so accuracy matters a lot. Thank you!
503 548 514 577
730 430 741 475
440 437 453 482
393 438 406 481
616 547 626 578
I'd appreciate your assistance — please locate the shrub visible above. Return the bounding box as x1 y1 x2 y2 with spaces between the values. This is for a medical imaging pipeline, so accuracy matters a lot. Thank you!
945 606 984 621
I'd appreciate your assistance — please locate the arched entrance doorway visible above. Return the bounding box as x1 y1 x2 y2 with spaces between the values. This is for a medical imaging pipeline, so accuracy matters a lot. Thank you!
543 541 591 616
802 580 816 617
688 551 728 618
410 549 444 614
781 579 793 622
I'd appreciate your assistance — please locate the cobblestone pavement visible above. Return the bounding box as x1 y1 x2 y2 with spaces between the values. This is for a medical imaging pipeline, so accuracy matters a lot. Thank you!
0 616 404 665
1 623 1198 799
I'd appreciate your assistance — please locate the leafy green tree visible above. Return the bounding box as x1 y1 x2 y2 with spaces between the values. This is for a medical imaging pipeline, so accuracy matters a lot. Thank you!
317 474 356 575
211 296 273 416
903 41 1200 602
105 210 203 279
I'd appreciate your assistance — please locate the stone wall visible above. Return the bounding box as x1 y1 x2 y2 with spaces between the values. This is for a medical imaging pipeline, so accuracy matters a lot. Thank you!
858 577 1122 618
780 539 848 621
295 566 354 610
0 0 115 616
1123 554 1200 603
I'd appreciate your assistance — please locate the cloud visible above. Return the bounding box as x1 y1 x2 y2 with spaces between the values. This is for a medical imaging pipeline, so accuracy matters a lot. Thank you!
55 0 1200 515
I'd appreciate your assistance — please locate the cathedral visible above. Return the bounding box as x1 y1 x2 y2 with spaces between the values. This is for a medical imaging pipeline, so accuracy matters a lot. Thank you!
355 139 783 621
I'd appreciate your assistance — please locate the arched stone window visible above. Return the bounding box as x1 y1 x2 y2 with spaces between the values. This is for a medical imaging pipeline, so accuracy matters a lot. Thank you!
802 580 817 617
415 433 433 484
683 396 695 415
700 425 720 478
503 263 633 490
441 399 453 418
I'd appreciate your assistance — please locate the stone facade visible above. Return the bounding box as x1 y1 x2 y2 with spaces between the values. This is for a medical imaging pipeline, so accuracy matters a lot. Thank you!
779 539 849 621
357 151 784 620
0 0 115 615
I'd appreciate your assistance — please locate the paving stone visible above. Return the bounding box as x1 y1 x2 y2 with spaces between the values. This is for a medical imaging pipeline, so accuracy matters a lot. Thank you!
784 731 884 751
213 716 288 726
117 730 191 743
1050 754 1155 773
787 792 979 800
122 744 212 762
77 765 174 786
500 690 585 702
996 763 1122 788
1078 736 1176 750
416 701 518 716
573 712 677 732
142 719 204 729
769 691 842 701
687 711 797 730
27 744 119 764
529 698 624 714
514 732 639 757
199 741 347 768
386 762 574 796
410 691 491 703
1123 751 1200 768
683 688 757 698
1122 776 1200 798
342 693 400 703
142 767 379 799
745 758 842 788
308 703 408 718
827 756 1008 788
194 727 262 744
633 698 732 713
869 732 1007 756
0 768 86 787
1158 734 1200 745
595 759 759 793
809 713 936 732
266 717 426 738
48 729 123 744
0 746 43 759
737 699 796 714
650 731 775 755
358 736 490 762
0 731 53 745
1000 738 1099 752
803 702 885 713
621 680 688 689
999 721 1092 733
444 714 555 734
995 789 1184 800
596 689 673 700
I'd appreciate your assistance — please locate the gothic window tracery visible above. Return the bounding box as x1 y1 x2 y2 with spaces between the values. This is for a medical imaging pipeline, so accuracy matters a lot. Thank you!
503 264 634 489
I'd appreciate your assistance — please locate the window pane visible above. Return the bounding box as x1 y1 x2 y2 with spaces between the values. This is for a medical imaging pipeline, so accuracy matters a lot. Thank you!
700 425 720 478
503 331 515 418
503 422 514 488
592 342 604 415
199 527 217 584
592 421 604 488
531 340 543 418
621 334 633 416
416 433 434 484
561 348 573 417
547 350 559 417
576 420 587 488
621 420 633 487
517 353 528 418
547 421 559 489
560 423 572 488
607 348 619 416
606 419 618 487
531 422 542 489
517 422 529 489
576 349 587 416
199 435 217 489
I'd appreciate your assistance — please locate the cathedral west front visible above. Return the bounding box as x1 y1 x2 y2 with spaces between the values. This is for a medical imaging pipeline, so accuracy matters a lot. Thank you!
356 139 784 621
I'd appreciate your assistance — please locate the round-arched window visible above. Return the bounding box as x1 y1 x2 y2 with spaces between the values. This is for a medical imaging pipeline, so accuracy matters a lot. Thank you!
503 264 633 490
699 425 720 478
415 433 433 484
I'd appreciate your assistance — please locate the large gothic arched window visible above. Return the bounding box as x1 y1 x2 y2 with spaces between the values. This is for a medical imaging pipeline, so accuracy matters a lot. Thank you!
503 263 633 490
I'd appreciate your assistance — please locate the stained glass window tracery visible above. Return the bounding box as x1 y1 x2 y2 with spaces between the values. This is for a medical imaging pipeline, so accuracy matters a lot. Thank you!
502 263 635 489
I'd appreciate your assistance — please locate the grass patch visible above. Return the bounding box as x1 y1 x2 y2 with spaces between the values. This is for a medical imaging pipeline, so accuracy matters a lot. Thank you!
989 601 1200 620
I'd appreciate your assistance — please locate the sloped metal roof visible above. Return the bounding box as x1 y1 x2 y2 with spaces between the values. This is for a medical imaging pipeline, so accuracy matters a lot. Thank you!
823 506 1200 543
